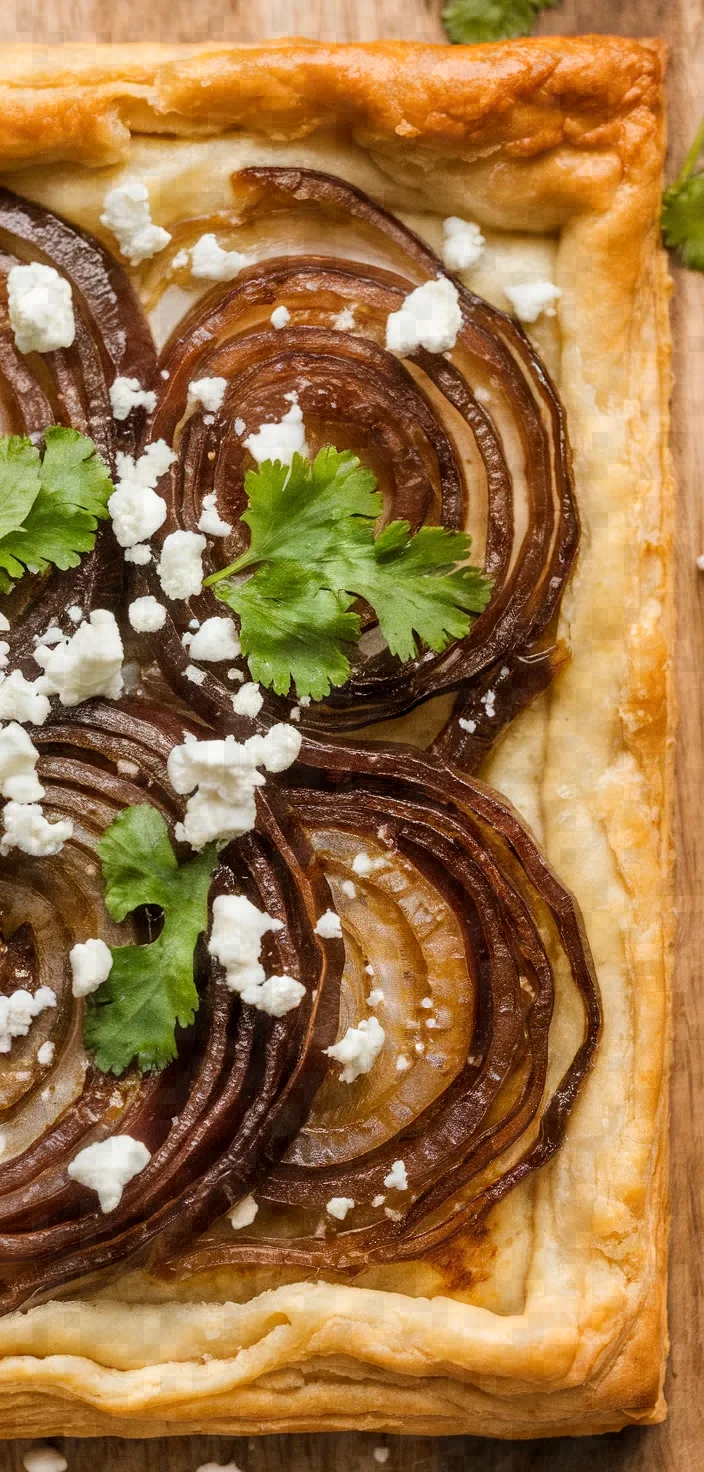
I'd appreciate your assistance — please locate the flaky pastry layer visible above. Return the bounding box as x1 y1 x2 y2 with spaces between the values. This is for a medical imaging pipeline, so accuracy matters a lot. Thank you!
0 36 673 1440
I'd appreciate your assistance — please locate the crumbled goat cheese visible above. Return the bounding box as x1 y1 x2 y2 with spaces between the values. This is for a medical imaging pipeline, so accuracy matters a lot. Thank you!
340 880 356 898
232 681 263 718
386 277 462 355
367 988 385 1008
229 1194 259 1230
7 262 75 354
234 417 246 436
208 894 304 1016
228 667 244 682
34 625 64 647
128 595 167 633
289 706 300 722
124 543 152 564
480 689 496 718
324 1016 385 1083
0 985 56 1052
187 233 248 281
0 722 44 801
0 641 8 669
187 376 228 414
326 1196 355 1220
244 402 308 466
188 617 240 663
442 216 485 272
67 1134 151 1212
0 802 72 856
315 909 342 940
22 1447 68 1472
100 178 171 266
167 723 302 849
373 1447 390 1464
67 605 83 623
184 664 206 685
69 937 113 998
383 1158 408 1191
332 305 356 330
0 671 50 726
504 281 561 323
420 996 433 1008
34 609 123 706
109 375 157 421
0 614 8 631
298 694 311 707
108 440 176 547
198 493 232 538
270 304 290 329
396 1054 411 1072
372 1194 386 1209
351 850 386 877
116 758 140 778
37 1040 55 1066
157 530 206 600
458 717 476 733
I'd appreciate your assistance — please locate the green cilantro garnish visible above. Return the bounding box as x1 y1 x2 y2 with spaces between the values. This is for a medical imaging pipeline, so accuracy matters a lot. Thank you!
442 0 557 44
0 426 113 594
662 117 704 272
205 448 492 701
84 805 217 1076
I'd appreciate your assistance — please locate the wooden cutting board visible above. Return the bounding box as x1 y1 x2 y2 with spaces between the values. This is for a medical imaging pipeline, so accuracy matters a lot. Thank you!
0 1 699 1469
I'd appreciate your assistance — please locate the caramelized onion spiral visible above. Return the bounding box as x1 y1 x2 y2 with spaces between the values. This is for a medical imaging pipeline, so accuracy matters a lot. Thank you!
133 168 578 765
0 189 156 673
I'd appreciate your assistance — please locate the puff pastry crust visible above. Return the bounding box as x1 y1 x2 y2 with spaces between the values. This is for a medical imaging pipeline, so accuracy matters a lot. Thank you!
0 35 673 1440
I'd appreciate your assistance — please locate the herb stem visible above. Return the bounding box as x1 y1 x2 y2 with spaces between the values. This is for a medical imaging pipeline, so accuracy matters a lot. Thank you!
678 115 704 185
203 553 255 588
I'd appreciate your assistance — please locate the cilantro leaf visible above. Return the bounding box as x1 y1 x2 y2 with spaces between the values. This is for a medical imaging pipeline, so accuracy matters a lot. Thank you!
84 805 217 1076
0 426 113 594
217 562 361 701
662 119 704 272
206 449 492 700
442 0 557 44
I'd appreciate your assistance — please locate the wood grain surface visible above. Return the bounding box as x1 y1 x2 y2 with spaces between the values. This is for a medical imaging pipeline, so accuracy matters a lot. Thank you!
0 0 699 1468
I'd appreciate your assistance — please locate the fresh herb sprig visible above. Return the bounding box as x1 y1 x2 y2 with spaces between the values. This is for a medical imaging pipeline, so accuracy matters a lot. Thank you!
442 0 557 44
204 448 492 701
662 118 704 272
84 806 217 1076
0 426 113 593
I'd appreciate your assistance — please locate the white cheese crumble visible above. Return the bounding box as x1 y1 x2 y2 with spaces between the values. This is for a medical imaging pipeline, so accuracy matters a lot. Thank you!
157 530 206 600
186 233 248 281
208 894 304 1015
187 376 228 414
396 1054 410 1072
314 909 342 940
67 605 83 623
326 1196 354 1220
198 493 232 538
332 305 356 330
442 216 485 272
0 671 50 726
22 1448 68 1472
351 850 386 877
0 985 56 1052
372 1194 386 1209
0 722 44 802
244 402 308 466
229 1194 259 1230
109 375 157 421
340 879 356 898
67 1134 151 1212
124 543 152 564
0 641 9 669
373 1449 390 1465
189 617 241 661
37 1040 55 1066
270 305 290 329
128 595 166 633
184 664 206 685
7 262 75 354
367 988 384 1008
504 280 561 323
34 609 124 706
324 1016 385 1083
116 758 140 778
0 802 72 856
480 688 496 718
108 440 176 548
232 681 263 718
100 178 171 266
458 717 476 733
383 1158 408 1191
167 723 302 849
69 937 113 998
0 614 8 632
385 277 462 356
